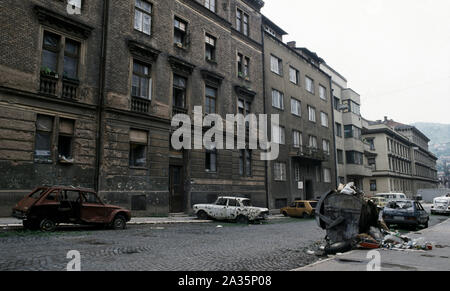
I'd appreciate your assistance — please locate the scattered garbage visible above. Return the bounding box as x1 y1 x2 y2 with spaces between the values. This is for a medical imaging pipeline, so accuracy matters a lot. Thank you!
216 225 223 228
306 250 315 255
316 183 434 255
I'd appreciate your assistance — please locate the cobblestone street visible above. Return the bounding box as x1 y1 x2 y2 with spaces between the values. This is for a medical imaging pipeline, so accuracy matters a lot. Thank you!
0 218 326 271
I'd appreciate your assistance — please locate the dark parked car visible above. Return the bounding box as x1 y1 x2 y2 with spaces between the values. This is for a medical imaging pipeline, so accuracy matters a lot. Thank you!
12 186 131 232
382 200 429 229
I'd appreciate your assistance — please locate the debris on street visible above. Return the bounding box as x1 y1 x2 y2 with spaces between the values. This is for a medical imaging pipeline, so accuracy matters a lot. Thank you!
316 183 434 255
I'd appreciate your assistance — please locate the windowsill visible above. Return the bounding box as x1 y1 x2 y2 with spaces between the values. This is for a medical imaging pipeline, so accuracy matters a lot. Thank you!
134 29 152 38
271 71 283 77
272 106 284 111
206 58 217 65
174 43 188 51
130 166 149 170
34 158 53 164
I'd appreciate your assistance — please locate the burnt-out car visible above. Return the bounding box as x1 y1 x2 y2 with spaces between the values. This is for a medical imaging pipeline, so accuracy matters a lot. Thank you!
12 186 131 232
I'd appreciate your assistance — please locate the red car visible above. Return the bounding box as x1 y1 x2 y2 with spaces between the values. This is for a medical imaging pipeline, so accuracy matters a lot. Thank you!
12 186 131 232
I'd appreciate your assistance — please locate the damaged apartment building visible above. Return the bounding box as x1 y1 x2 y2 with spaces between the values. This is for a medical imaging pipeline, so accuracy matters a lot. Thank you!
0 0 269 216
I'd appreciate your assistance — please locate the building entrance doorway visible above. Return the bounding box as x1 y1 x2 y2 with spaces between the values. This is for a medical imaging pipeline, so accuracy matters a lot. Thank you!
169 166 184 213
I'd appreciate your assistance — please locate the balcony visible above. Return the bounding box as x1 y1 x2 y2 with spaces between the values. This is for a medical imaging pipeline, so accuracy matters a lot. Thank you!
172 106 188 116
131 96 151 114
39 74 58 96
62 78 79 100
289 145 330 161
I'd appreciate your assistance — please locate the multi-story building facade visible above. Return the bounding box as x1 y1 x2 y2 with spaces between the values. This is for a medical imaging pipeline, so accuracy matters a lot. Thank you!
262 17 337 209
0 0 268 217
362 118 438 197
320 63 373 189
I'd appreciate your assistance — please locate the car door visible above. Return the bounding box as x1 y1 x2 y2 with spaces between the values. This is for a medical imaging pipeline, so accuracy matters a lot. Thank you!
80 192 108 223
295 202 306 217
213 198 228 220
226 199 239 220
286 202 297 216
415 202 428 224
34 189 62 221
59 190 81 223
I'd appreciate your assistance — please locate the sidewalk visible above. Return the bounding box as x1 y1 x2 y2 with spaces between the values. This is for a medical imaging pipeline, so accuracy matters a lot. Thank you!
0 214 287 230
294 218 450 271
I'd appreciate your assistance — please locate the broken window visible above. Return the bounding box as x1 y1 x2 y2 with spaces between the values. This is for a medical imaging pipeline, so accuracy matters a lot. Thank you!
174 17 188 48
129 129 148 168
58 118 75 163
132 61 152 100
173 74 187 109
35 115 54 162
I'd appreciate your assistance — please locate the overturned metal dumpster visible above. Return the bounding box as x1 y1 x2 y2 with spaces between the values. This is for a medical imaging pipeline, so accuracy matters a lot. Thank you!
316 183 380 254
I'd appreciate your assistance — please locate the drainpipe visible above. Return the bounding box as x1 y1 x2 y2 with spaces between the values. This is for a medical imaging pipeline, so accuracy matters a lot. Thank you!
260 25 270 210
329 79 339 189
95 0 109 193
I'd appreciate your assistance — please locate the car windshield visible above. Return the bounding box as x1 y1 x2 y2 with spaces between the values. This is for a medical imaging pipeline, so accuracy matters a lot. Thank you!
309 202 317 208
386 201 413 210
241 200 252 207
29 188 48 199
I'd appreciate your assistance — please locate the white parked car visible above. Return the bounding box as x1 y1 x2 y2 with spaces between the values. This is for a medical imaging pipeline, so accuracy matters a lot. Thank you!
375 193 407 202
431 195 450 215
193 197 269 224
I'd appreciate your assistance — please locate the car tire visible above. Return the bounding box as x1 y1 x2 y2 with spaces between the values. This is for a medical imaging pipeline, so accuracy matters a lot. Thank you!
23 219 39 231
302 213 309 219
236 215 249 225
40 218 57 232
197 210 209 220
282 211 288 217
112 215 127 230
424 220 429 229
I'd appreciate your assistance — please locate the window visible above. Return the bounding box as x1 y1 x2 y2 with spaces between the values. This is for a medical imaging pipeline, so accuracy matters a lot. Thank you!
204 0 216 12
239 149 252 177
368 157 376 170
173 74 187 109
205 34 216 61
270 55 283 75
42 32 60 73
289 67 299 84
205 149 217 172
305 76 314 94
274 162 287 181
291 98 301 117
238 99 251 116
292 130 302 148
58 118 75 162
129 129 148 168
322 139 330 155
320 112 329 127
236 9 249 36
319 85 327 100
174 17 188 47
35 115 54 162
346 151 363 165
272 89 284 110
335 122 343 138
333 97 340 111
344 125 362 139
294 163 301 182
323 168 331 183
63 39 79 79
344 100 361 115
237 53 250 78
134 0 152 35
370 180 377 191
272 125 285 145
132 61 152 100
337 150 344 164
308 106 316 122
205 85 217 114
309 135 318 149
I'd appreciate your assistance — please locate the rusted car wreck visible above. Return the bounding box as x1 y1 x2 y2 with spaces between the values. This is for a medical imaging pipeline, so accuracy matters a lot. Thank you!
12 186 131 232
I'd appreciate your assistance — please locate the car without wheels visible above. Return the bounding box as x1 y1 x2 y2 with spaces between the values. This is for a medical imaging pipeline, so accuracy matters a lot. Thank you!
12 186 132 232
193 197 269 224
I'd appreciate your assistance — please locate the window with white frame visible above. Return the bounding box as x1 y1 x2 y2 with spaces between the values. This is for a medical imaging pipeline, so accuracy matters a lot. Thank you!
319 85 327 100
134 0 152 35
293 130 302 148
309 135 318 149
308 106 316 122
320 112 329 127
305 76 315 94
322 139 330 155
272 125 285 144
204 0 216 12
291 98 301 117
270 55 282 75
274 162 287 181
132 61 152 100
272 89 284 110
289 67 299 84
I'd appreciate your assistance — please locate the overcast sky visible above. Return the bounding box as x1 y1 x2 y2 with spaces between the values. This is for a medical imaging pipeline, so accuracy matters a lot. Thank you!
262 0 450 125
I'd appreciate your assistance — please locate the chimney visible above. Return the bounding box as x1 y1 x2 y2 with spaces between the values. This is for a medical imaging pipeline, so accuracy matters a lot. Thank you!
287 41 296 48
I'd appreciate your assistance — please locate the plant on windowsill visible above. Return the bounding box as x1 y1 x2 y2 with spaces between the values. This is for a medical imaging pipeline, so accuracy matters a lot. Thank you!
40 66 59 79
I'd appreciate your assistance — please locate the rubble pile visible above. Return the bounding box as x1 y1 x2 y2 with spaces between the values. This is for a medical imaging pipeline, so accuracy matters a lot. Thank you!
316 183 433 255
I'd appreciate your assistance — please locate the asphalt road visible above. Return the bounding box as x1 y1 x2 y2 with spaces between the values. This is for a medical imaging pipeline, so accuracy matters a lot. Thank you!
0 218 326 271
